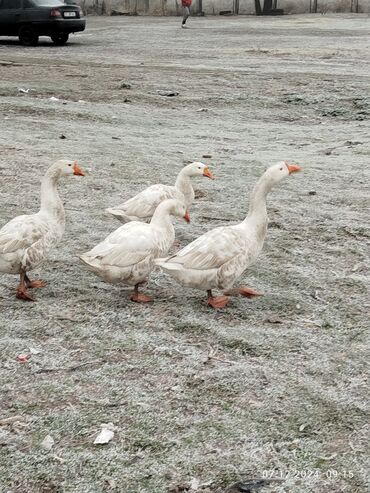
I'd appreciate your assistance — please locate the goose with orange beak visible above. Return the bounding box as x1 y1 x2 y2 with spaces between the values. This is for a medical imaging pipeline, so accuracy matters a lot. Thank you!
106 161 214 223
0 159 85 301
81 199 190 303
156 161 301 308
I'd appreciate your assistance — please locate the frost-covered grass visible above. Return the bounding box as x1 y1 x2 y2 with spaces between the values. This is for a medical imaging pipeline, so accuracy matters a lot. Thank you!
0 14 369 493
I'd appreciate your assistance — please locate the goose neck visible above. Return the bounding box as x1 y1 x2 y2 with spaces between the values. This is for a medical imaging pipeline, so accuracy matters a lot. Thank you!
175 169 193 194
150 204 173 230
40 169 64 219
245 174 273 222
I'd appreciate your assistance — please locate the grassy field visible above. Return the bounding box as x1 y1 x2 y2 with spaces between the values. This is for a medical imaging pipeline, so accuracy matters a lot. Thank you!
0 13 369 493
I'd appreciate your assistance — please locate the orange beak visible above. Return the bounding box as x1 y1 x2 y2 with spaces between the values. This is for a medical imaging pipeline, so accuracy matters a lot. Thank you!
203 167 214 180
73 162 85 176
285 161 301 174
184 211 191 223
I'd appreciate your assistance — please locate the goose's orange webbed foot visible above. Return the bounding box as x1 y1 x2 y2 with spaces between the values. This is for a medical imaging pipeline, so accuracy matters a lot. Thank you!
26 278 47 289
207 290 230 309
239 286 264 298
130 292 153 303
224 286 264 298
16 286 35 302
130 284 153 303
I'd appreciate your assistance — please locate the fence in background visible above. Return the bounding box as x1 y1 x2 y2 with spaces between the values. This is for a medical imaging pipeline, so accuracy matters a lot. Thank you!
77 0 370 15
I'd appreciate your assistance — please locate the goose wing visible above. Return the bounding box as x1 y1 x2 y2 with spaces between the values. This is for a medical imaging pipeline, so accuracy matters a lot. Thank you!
0 214 49 254
82 223 160 268
164 226 244 271
109 184 178 219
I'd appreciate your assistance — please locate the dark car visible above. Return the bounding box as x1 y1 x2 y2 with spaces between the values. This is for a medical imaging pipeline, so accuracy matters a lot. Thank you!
0 0 85 46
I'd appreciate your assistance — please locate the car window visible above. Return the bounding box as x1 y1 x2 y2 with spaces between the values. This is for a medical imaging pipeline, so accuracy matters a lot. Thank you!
23 0 34 7
32 0 65 5
0 0 22 8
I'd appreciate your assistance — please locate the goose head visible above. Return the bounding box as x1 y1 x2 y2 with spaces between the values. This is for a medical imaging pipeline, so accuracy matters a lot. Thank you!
51 159 85 178
265 161 301 184
183 162 214 180
159 199 190 223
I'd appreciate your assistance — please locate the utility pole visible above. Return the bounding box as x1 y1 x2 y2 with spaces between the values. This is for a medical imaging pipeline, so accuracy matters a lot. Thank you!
351 0 359 13
263 0 273 13
254 0 282 15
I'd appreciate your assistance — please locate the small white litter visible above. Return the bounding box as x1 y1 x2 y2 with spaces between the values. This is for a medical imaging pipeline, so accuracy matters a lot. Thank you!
29 347 41 355
40 435 55 451
93 423 116 445
189 478 201 491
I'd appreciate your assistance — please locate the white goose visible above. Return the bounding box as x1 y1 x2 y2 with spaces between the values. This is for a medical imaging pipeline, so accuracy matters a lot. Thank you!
156 161 301 308
106 161 214 223
0 159 85 301
80 199 189 303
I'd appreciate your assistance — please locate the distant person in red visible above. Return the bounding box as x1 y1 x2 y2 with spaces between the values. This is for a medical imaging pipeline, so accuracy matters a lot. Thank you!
181 0 192 28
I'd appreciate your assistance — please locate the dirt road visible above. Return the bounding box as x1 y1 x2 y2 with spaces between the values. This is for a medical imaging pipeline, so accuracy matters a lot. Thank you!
0 14 369 493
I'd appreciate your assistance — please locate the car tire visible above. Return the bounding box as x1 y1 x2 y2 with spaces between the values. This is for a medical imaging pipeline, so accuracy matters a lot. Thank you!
18 25 39 46
51 32 69 45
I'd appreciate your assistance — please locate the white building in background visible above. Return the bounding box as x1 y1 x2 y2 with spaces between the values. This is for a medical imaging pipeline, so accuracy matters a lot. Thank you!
77 0 369 15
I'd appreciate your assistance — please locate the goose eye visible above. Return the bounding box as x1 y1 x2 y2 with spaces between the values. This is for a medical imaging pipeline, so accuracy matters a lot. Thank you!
280 167 283 171
68 163 72 167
